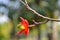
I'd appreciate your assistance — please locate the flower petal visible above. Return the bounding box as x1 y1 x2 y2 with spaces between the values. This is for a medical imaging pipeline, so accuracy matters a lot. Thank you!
17 29 25 35
24 29 29 36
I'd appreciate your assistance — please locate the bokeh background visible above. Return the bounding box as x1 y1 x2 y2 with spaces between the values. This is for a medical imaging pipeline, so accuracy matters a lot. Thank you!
0 0 60 40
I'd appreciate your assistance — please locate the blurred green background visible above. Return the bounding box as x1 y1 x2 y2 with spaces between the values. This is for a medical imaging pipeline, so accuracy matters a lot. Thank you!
0 0 60 40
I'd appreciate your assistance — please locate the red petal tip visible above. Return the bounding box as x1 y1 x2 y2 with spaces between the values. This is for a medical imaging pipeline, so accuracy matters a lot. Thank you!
20 17 25 21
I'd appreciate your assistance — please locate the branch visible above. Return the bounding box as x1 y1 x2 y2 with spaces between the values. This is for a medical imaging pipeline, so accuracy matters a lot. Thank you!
33 20 48 24
29 20 48 27
29 24 35 27
20 0 60 22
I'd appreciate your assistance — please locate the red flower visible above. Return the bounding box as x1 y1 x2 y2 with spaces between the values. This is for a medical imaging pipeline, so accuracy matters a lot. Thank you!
17 17 29 36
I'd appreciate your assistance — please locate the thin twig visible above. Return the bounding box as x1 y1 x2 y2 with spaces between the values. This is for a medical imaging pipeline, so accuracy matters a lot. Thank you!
20 0 60 22
29 24 35 27
33 20 48 24
29 20 48 27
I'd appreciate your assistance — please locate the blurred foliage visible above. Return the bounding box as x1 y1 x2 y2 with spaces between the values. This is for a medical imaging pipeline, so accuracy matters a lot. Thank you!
0 21 13 40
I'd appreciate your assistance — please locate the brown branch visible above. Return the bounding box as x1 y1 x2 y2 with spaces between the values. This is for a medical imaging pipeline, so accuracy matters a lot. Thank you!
29 24 35 27
29 20 48 27
20 0 60 22
19 0 60 27
33 20 48 24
